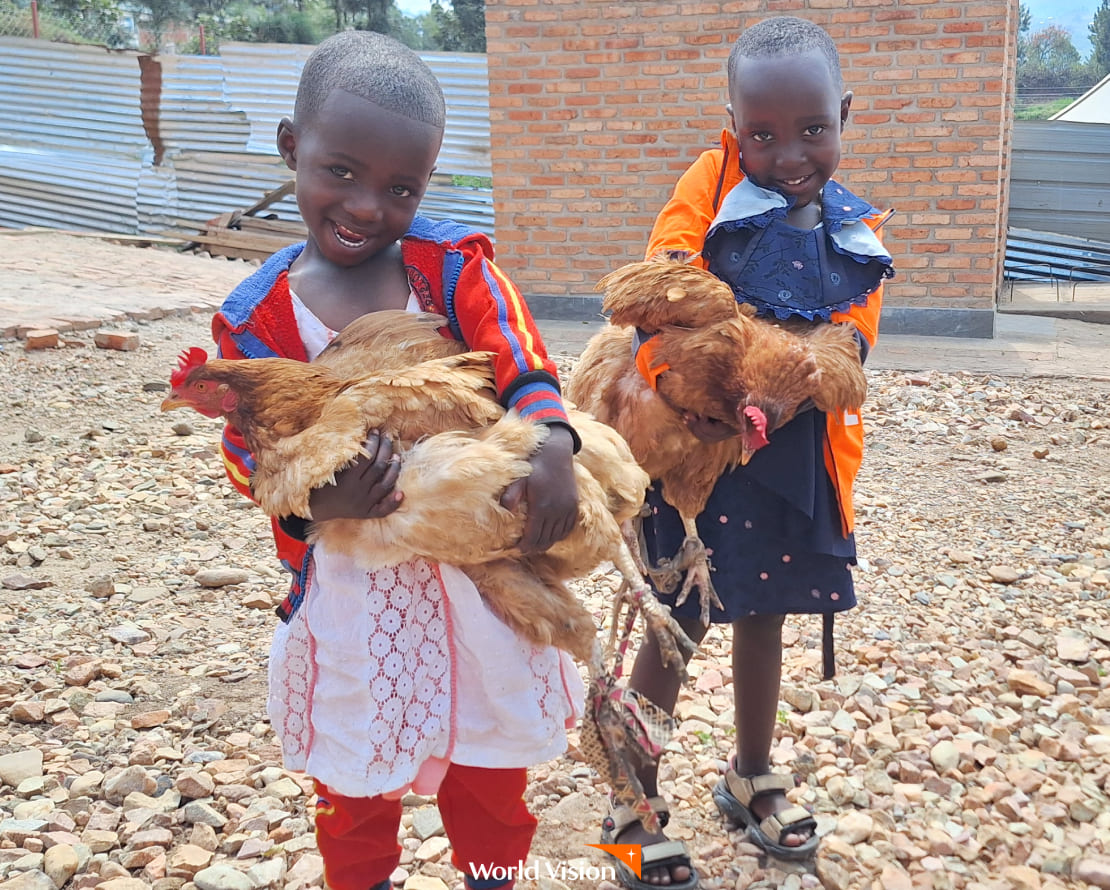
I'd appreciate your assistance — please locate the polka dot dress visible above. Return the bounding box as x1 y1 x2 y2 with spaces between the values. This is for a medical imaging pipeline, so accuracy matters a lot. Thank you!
642 409 857 624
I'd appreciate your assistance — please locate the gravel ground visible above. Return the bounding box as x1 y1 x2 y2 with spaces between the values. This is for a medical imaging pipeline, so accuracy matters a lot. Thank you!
1 304 1109 890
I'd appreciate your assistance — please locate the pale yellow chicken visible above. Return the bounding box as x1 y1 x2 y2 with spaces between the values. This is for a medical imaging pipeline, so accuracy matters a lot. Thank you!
163 319 693 831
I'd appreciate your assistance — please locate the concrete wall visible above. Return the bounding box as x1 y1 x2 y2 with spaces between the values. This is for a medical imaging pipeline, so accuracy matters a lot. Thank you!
485 0 1020 337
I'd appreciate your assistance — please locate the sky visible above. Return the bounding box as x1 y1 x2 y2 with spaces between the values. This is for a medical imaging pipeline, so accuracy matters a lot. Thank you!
396 0 433 15
1024 0 1097 55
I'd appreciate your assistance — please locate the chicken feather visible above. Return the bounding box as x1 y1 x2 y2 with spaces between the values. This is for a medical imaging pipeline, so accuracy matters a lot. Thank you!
567 253 869 624
160 340 686 665
162 311 695 834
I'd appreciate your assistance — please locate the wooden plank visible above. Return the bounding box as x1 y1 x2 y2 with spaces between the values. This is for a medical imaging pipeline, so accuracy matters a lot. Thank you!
193 231 298 253
241 180 296 217
234 217 306 236
191 227 302 261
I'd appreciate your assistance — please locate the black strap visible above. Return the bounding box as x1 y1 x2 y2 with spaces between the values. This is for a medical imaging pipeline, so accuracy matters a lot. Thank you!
711 142 730 215
822 613 836 680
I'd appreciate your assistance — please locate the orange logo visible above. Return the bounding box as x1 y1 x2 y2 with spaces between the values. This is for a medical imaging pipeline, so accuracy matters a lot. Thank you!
586 844 641 879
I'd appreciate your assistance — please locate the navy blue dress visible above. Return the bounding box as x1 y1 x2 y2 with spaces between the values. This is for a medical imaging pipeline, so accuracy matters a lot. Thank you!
642 407 856 623
642 178 892 629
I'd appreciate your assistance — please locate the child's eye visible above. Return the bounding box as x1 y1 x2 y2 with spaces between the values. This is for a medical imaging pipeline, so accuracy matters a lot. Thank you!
751 132 773 143
805 125 827 136
391 185 414 198
330 166 354 180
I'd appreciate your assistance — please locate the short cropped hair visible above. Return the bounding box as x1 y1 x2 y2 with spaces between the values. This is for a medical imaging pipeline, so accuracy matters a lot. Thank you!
295 31 446 129
728 16 843 92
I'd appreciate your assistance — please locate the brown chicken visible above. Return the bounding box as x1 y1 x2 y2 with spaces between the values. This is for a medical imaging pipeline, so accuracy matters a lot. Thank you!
566 253 867 624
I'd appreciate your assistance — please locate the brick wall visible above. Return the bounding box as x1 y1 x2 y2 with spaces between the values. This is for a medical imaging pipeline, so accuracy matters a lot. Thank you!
485 0 1020 337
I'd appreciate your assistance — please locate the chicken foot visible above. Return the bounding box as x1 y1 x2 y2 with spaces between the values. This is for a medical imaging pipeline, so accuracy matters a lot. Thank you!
630 506 705 594
607 543 696 677
671 516 725 626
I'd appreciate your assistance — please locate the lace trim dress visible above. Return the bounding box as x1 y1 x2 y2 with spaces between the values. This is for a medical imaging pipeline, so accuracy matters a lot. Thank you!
267 293 584 799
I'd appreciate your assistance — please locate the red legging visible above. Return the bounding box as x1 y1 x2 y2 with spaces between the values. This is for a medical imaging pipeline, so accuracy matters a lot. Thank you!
314 765 536 890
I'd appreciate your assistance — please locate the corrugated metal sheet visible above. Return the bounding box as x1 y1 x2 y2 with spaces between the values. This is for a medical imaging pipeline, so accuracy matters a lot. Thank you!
216 43 313 153
136 164 178 232
216 43 492 177
1004 227 1110 283
156 54 252 153
421 51 494 180
167 151 299 228
1 37 149 156
0 145 143 231
0 36 493 237
1008 120 1110 242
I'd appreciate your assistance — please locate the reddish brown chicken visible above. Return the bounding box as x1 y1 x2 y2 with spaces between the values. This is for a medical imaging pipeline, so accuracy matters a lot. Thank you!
566 253 867 623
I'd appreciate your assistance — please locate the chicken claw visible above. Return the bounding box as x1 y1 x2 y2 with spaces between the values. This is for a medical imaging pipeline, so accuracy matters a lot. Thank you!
608 541 697 671
608 580 696 677
671 522 725 626
643 553 683 595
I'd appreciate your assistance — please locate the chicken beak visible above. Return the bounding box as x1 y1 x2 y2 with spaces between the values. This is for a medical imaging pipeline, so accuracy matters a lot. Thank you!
160 396 187 412
739 445 753 467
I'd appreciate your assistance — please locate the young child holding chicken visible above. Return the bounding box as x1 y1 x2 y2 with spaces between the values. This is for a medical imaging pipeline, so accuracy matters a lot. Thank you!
603 16 895 886
210 31 583 890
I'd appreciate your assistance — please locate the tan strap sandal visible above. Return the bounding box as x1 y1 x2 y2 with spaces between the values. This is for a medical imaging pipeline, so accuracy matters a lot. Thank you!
600 796 699 889
713 769 818 861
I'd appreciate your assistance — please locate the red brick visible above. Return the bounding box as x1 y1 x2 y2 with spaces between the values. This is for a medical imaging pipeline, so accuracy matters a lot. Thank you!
24 329 60 350
94 330 140 351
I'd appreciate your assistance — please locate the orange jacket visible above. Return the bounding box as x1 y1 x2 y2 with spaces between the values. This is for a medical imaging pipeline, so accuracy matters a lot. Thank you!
646 130 888 535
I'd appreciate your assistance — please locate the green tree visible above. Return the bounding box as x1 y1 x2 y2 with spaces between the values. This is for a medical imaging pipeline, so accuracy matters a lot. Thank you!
426 0 484 52
1090 0 1110 78
1017 3 1032 65
1017 25 1094 93
361 0 390 32
392 6 432 48
135 0 192 49
39 0 134 46
1026 25 1081 67
327 0 397 35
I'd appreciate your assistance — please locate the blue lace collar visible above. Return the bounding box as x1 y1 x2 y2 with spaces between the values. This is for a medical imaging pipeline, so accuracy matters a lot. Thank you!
702 177 894 321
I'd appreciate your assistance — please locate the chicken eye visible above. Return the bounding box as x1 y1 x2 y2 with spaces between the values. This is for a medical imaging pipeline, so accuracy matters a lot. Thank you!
195 382 208 392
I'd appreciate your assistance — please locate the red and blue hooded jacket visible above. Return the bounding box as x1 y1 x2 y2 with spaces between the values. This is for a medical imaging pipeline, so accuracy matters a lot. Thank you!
211 216 574 620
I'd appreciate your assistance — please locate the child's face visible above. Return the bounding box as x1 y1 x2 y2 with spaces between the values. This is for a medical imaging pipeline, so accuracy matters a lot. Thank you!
278 89 442 267
728 50 851 211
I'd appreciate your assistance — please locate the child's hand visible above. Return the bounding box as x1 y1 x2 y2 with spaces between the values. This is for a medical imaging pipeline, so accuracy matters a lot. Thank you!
308 431 404 520
682 411 739 443
501 424 578 553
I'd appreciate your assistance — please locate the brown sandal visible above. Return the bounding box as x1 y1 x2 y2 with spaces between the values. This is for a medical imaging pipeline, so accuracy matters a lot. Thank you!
600 796 700 889
712 770 818 861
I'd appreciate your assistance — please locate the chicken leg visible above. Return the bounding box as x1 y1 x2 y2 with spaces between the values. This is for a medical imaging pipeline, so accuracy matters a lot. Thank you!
668 516 724 626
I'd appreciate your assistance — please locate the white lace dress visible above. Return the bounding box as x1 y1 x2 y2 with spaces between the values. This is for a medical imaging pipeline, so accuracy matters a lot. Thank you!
267 294 584 799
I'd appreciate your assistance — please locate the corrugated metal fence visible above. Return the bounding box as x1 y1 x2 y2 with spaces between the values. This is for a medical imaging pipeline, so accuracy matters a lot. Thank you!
0 37 494 236
1009 120 1110 244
